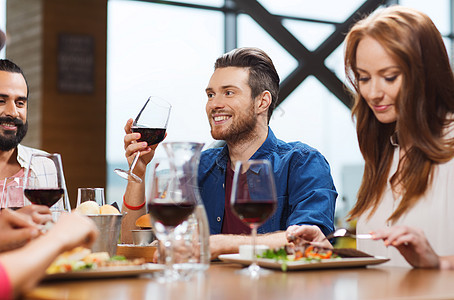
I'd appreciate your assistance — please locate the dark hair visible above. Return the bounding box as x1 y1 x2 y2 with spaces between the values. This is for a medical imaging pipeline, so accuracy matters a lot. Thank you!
344 6 454 222
214 47 279 123
0 59 29 97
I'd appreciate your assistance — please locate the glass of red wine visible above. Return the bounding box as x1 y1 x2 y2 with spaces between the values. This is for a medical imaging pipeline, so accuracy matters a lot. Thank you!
115 96 172 183
231 159 277 277
23 153 70 220
148 158 196 282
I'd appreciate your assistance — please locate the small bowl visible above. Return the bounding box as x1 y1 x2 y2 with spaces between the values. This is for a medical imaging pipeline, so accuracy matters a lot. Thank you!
131 229 155 246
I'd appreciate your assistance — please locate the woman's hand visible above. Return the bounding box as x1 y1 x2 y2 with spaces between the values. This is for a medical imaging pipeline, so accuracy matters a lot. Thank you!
372 225 440 268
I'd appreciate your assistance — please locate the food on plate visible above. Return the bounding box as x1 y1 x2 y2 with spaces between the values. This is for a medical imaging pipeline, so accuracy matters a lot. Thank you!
295 245 338 260
46 247 145 274
260 245 339 262
100 204 121 215
259 244 372 271
76 201 100 214
135 214 152 229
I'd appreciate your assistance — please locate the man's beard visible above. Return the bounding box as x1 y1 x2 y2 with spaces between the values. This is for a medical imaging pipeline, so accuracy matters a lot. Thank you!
0 117 28 151
210 106 258 145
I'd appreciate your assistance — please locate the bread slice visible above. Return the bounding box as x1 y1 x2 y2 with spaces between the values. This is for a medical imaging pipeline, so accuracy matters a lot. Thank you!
135 214 152 229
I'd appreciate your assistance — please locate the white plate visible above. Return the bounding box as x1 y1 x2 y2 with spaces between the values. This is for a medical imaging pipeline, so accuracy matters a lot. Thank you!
43 263 165 281
218 254 389 271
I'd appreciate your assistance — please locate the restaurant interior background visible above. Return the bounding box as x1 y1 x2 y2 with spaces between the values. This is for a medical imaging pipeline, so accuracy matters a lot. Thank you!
0 0 452 228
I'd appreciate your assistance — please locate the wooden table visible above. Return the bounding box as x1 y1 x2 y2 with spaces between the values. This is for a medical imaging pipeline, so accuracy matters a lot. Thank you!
22 263 454 300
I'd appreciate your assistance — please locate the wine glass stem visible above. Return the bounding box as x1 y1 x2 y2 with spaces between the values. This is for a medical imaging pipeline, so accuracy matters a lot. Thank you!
164 238 174 277
251 225 258 268
129 151 140 174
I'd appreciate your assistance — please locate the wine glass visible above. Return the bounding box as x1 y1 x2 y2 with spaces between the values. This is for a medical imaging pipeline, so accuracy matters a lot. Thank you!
115 96 172 183
148 158 196 282
23 153 70 221
231 159 277 277
77 187 105 207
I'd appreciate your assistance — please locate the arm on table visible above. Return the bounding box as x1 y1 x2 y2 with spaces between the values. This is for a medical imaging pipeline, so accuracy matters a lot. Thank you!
0 212 98 298
210 231 287 259
439 256 454 269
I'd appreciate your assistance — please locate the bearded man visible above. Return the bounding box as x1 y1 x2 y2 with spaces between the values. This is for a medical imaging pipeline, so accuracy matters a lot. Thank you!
198 48 337 258
0 59 53 238
0 59 52 185
121 48 337 258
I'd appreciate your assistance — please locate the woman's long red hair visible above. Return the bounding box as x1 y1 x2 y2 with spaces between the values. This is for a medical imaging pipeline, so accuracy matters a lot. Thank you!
344 6 454 222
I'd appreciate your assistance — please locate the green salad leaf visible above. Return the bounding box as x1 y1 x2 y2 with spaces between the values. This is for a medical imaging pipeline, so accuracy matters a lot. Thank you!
110 255 127 261
259 248 289 272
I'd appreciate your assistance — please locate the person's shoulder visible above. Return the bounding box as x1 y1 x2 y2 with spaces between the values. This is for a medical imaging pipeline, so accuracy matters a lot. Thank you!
273 138 331 168
275 138 322 156
201 147 223 159
199 147 224 170
18 144 49 156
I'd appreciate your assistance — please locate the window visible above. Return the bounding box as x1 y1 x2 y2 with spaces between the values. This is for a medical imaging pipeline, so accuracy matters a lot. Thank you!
107 0 453 225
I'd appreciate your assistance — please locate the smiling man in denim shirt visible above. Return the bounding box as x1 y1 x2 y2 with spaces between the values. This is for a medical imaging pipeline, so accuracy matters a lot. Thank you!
120 47 337 258
201 47 337 258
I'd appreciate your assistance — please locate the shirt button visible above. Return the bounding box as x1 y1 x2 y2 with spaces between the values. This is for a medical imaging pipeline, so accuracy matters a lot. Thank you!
222 183 225 189
217 217 221 222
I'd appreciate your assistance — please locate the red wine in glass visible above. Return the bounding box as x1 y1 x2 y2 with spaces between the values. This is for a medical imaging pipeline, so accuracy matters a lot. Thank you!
131 126 166 146
24 188 64 208
232 200 276 226
114 97 171 183
231 160 278 278
148 202 195 227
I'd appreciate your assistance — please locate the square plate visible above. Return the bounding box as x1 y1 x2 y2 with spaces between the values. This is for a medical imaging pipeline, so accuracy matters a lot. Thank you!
218 254 389 271
43 263 165 281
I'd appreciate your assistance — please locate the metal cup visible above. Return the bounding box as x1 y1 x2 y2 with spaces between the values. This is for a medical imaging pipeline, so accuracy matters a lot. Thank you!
131 229 155 246
88 214 123 256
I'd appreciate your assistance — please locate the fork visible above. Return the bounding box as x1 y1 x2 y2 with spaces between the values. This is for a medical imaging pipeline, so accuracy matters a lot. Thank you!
323 228 373 241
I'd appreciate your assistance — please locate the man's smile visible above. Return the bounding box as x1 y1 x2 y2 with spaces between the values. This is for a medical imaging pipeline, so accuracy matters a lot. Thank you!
212 114 232 125
0 120 18 131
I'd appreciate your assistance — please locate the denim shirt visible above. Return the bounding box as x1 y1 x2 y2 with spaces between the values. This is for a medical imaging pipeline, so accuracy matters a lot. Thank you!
198 128 337 236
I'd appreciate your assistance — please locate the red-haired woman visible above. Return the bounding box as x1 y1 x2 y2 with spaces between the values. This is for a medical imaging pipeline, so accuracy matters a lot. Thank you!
287 5 454 268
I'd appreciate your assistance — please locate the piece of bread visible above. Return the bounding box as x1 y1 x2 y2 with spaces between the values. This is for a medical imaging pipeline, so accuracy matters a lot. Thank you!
59 246 92 261
76 201 100 215
135 214 152 229
100 204 120 215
